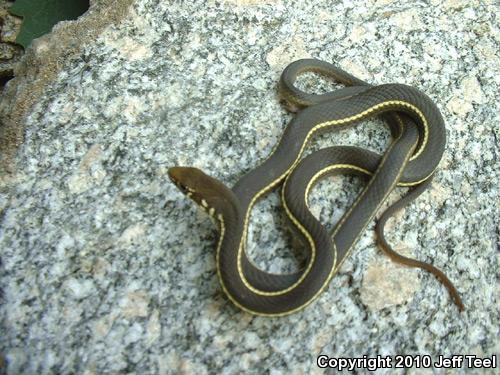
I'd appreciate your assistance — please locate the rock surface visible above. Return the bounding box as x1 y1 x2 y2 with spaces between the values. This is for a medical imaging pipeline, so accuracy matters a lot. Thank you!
1 0 498 373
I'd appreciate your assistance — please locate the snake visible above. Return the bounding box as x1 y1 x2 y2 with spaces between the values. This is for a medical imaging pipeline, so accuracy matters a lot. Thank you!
168 59 463 316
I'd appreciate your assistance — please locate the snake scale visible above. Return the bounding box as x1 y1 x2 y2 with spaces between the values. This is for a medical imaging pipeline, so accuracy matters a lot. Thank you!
168 59 463 316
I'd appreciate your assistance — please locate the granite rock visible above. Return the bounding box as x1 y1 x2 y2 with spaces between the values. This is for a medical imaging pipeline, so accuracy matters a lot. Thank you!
0 0 498 373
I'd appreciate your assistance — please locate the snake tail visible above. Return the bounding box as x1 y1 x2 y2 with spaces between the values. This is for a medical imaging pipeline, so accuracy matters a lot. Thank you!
375 177 465 311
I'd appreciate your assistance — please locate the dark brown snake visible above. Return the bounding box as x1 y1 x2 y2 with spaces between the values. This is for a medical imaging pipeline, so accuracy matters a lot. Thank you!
168 59 464 316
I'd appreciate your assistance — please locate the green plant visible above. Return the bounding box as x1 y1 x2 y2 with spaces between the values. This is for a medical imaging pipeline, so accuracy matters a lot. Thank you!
9 0 89 48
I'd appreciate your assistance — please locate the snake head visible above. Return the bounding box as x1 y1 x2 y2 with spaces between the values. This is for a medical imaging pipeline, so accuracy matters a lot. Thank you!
168 166 237 218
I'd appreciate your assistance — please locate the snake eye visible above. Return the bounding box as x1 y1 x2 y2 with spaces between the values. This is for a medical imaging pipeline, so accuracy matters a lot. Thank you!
171 177 192 195
174 180 185 191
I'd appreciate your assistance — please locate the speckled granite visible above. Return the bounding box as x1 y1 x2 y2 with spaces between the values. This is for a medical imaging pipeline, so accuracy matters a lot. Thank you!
1 0 498 373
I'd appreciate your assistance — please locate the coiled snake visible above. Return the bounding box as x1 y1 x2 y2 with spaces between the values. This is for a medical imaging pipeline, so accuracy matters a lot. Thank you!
168 59 463 316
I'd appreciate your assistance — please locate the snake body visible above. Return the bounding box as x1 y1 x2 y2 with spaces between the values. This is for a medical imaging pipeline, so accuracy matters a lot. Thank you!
168 59 463 316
